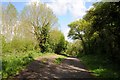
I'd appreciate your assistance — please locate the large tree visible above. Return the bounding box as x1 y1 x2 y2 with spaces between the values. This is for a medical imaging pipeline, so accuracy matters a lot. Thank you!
1 3 17 41
68 19 90 54
68 2 120 59
20 2 58 52
84 2 120 58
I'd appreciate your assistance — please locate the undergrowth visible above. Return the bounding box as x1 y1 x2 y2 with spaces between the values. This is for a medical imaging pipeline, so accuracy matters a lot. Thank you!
79 54 120 78
2 50 42 78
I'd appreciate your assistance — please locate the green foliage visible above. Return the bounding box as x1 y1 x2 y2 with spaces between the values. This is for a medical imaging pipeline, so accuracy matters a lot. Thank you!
39 23 50 53
48 28 62 52
68 19 90 40
68 2 120 62
1 2 67 79
66 40 83 57
68 19 90 54
2 36 36 53
48 28 67 54
2 51 42 78
2 35 12 53
21 3 58 53
67 2 120 78
54 35 67 54
54 58 64 64
1 35 41 78
2 2 66 54
83 2 120 62
80 54 120 78
54 57 65 64
2 2 18 42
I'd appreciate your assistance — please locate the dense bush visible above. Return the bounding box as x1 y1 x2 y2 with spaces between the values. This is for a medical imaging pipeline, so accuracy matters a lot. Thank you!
11 37 35 52
48 29 67 54
66 40 83 57
1 35 41 78
2 36 37 53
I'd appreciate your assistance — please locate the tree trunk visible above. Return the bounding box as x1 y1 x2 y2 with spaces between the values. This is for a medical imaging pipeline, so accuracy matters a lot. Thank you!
78 35 87 54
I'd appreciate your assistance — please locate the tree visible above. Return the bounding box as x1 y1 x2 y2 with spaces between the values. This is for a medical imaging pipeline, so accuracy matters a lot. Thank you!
48 28 67 54
20 2 58 52
55 34 66 54
66 39 82 56
1 3 17 42
68 2 120 61
39 23 50 52
68 19 90 54
83 2 120 62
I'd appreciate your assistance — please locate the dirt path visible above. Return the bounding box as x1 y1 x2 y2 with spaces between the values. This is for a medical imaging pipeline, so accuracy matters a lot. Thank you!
15 54 94 79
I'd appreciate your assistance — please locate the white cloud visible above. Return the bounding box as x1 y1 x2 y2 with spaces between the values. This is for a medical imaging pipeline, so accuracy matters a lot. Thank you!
68 0 86 18
46 0 68 15
27 0 41 5
62 27 73 42
60 26 70 40
46 0 87 18
26 0 92 19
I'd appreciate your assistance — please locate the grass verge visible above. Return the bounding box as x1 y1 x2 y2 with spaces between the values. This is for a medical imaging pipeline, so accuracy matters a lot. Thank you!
54 55 66 64
79 54 120 78
2 50 42 78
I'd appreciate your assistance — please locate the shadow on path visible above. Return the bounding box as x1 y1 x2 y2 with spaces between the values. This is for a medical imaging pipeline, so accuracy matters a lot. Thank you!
14 56 94 79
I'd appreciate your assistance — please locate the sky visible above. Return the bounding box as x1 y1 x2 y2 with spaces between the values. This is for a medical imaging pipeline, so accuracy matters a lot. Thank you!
1 0 95 42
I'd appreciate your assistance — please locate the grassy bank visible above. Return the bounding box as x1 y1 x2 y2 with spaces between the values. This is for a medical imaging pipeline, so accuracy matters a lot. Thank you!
2 51 67 78
2 50 42 78
79 54 120 78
